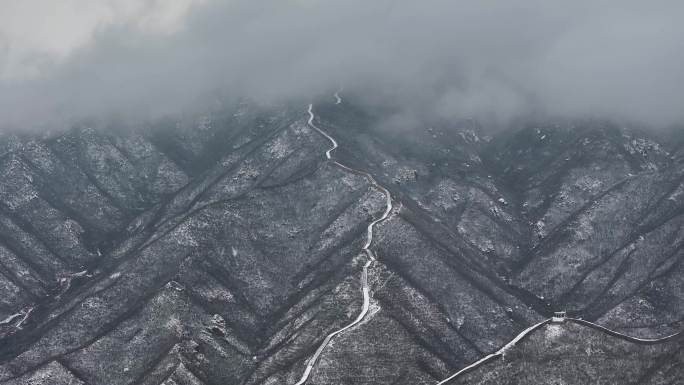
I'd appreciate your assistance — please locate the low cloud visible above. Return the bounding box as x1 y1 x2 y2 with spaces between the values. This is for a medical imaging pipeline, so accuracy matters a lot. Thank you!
1 0 683 130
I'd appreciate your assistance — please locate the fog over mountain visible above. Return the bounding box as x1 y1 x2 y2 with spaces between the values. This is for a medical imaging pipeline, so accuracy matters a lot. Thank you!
2 0 684 130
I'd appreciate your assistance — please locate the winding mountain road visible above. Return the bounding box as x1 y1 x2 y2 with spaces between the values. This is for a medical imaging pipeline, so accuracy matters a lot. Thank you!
566 318 683 344
436 319 551 385
436 317 683 384
293 100 393 385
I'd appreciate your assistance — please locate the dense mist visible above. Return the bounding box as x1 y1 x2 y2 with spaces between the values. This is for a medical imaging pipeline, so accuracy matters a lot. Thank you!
1 0 683 130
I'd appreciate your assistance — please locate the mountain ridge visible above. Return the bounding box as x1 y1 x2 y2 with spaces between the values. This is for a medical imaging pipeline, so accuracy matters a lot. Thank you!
0 96 681 384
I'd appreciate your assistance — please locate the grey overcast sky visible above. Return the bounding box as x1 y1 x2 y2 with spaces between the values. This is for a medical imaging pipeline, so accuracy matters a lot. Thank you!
1 0 683 129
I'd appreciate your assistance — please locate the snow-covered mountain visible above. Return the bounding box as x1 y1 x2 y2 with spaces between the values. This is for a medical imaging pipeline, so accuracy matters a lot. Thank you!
0 97 681 385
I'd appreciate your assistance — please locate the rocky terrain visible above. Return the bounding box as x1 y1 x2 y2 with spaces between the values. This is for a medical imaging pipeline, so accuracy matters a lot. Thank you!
0 95 681 384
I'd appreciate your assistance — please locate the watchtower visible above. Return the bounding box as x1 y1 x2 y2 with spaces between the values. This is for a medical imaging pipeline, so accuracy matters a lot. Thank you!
552 311 567 323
